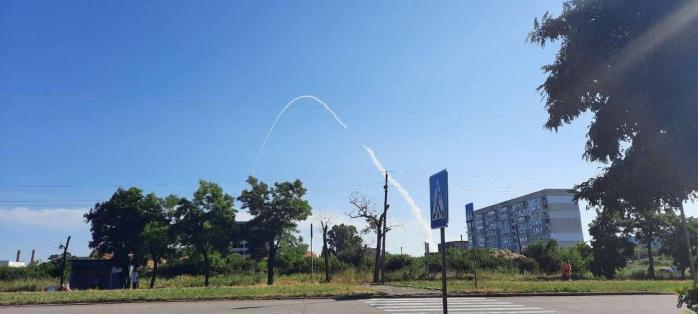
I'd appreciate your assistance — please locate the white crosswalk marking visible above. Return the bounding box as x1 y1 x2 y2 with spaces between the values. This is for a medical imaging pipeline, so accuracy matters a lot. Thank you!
365 297 556 314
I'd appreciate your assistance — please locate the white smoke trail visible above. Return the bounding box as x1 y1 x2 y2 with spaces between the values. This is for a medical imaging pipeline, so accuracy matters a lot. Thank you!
252 95 348 174
362 145 435 247
253 94 435 247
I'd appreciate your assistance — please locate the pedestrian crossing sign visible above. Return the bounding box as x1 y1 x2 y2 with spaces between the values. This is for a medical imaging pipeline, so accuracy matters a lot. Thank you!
429 169 448 229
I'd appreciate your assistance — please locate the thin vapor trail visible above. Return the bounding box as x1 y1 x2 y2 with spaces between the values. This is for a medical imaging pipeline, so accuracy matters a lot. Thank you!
252 95 348 174
362 145 435 247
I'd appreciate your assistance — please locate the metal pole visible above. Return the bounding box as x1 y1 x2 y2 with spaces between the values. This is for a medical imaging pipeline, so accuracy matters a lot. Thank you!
440 227 448 314
469 221 478 290
311 223 314 283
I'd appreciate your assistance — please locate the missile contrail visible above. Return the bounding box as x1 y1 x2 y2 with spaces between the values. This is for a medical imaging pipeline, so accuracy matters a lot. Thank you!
252 95 348 174
253 95 435 247
362 145 435 247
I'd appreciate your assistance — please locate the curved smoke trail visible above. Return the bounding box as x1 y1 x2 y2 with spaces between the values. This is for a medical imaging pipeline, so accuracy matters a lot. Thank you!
254 95 435 246
362 145 435 248
252 95 348 174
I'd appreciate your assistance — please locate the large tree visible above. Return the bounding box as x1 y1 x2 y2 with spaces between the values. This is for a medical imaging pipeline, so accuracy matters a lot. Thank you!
85 187 162 284
660 216 698 280
328 223 364 267
531 0 698 277
173 180 237 286
588 209 635 279
237 176 311 285
627 210 672 279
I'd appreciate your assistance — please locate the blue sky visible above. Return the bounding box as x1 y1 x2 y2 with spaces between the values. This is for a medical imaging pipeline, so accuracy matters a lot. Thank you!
2 1 695 261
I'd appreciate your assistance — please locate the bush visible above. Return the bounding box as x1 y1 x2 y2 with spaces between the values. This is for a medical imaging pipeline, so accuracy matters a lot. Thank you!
678 282 698 312
0 263 54 281
524 240 561 274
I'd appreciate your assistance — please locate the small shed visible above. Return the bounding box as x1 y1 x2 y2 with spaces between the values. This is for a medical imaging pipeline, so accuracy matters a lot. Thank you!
69 258 125 290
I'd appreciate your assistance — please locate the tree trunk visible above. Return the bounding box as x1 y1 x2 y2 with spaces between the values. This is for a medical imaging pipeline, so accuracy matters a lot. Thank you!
203 251 210 287
323 228 330 282
267 243 276 285
647 231 654 279
679 204 697 281
150 258 158 289
373 221 382 283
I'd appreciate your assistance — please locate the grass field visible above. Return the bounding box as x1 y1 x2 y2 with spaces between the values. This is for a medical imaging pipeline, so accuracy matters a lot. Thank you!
0 283 374 305
391 279 691 294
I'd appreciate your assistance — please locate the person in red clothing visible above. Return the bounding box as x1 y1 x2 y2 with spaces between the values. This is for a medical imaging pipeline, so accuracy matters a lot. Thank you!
561 260 572 281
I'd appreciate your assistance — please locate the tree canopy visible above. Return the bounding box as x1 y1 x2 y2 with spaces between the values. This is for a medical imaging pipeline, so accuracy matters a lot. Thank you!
84 187 162 269
531 0 698 208
327 223 364 266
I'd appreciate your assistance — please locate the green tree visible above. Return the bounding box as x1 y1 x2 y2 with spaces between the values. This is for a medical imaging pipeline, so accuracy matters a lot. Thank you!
531 0 698 277
140 221 171 288
275 232 309 275
523 240 560 274
588 210 634 279
660 216 698 280
84 188 162 282
627 210 672 279
328 223 364 266
559 242 593 278
173 180 237 287
237 176 311 285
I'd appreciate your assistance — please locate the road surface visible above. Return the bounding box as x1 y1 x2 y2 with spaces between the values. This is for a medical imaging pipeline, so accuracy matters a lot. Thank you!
0 295 685 314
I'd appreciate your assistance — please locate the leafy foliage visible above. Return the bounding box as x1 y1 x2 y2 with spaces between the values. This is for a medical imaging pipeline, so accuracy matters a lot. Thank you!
84 188 163 267
588 210 634 279
660 216 698 279
327 223 364 266
237 176 311 285
524 240 560 274
172 180 237 286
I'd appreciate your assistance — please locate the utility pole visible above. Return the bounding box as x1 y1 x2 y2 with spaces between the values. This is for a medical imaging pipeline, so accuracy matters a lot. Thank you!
59 236 71 290
380 171 389 284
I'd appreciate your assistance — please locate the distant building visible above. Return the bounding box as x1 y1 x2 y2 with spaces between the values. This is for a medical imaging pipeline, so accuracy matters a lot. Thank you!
437 240 469 253
466 189 583 251
0 260 25 268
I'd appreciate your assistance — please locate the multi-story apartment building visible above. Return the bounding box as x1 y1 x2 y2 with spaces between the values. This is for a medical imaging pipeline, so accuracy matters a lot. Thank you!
466 189 583 251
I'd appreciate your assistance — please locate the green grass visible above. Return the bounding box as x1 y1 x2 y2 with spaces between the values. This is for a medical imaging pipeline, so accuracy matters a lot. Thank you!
0 283 375 305
391 279 690 294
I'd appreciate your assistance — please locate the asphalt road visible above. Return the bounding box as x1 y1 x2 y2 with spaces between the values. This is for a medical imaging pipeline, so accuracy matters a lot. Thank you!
0 295 686 314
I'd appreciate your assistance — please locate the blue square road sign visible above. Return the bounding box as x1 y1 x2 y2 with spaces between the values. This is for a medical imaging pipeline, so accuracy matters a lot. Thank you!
429 169 449 229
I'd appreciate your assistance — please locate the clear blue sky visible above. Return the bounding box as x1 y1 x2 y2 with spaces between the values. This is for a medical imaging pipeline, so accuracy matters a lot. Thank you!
2 1 695 261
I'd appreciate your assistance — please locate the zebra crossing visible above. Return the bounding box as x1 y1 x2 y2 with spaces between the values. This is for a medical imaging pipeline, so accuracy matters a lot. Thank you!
365 297 556 314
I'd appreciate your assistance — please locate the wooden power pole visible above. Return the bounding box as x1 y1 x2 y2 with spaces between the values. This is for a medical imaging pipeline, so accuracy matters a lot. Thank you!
380 171 389 284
